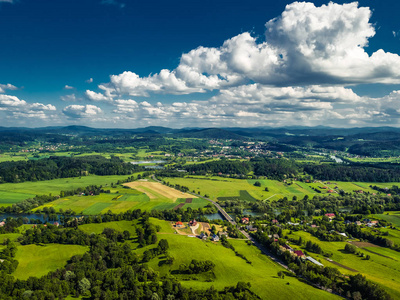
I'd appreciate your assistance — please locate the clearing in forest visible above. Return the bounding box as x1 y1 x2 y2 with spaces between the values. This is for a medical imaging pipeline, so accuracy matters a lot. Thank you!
123 181 193 201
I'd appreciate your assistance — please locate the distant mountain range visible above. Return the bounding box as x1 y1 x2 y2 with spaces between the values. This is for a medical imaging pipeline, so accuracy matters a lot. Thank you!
1 125 400 139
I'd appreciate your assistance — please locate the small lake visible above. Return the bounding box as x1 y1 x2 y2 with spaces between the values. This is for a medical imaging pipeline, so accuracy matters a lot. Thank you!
131 160 166 165
144 165 165 170
0 213 83 224
203 212 225 220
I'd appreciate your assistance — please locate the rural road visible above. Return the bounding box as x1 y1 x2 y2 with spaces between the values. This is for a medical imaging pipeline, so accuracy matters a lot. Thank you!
152 174 290 269
151 175 338 296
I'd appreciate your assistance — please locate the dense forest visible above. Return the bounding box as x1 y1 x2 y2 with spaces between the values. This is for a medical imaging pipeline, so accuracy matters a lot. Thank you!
0 156 141 183
182 158 400 182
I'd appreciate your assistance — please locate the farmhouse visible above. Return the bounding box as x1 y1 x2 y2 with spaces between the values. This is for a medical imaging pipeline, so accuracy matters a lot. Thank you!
189 219 197 226
282 244 293 252
294 250 305 258
212 234 220 242
367 220 379 227
199 232 208 240
325 213 335 220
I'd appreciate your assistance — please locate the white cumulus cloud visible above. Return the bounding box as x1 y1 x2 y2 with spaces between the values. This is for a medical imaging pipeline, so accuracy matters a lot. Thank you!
63 104 102 118
90 1 400 101
0 83 18 93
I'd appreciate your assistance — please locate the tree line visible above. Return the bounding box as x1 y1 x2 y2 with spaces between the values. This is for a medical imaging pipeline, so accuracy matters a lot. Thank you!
0 155 142 183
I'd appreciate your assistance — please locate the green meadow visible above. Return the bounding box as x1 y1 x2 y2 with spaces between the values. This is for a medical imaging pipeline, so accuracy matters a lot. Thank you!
0 174 137 207
13 244 88 280
0 191 36 207
285 230 400 299
79 220 138 235
76 219 337 298
370 211 400 227
162 176 378 202
35 185 207 214
141 221 338 299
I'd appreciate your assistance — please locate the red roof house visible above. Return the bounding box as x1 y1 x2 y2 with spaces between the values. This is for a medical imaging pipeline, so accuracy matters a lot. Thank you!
189 219 197 226
294 250 305 258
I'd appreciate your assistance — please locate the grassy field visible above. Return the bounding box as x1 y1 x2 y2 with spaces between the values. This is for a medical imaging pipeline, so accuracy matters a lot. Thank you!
370 211 400 227
141 222 338 299
161 176 379 202
284 230 400 298
35 183 208 214
79 220 138 235
0 175 139 207
75 219 338 298
0 191 36 206
13 244 88 280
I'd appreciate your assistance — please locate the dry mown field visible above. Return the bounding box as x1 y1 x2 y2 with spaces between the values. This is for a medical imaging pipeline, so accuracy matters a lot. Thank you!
349 241 379 248
123 181 193 201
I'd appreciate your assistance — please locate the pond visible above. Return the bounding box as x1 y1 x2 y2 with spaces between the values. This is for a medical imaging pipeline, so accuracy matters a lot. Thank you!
0 213 83 225
130 160 166 165
203 212 225 220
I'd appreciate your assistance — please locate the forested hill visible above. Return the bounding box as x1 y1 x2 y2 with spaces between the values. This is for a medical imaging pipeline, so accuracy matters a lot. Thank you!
0 156 141 183
181 159 400 182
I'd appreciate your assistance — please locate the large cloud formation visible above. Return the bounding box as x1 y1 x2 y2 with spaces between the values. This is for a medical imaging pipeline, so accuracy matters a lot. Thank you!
6 2 400 127
93 1 400 100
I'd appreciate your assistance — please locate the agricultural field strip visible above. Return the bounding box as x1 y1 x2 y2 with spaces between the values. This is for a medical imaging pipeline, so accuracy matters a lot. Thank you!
147 223 338 300
123 181 193 200
286 230 400 298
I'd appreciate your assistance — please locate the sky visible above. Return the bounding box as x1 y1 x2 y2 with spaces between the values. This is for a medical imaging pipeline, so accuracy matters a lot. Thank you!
2 0 400 128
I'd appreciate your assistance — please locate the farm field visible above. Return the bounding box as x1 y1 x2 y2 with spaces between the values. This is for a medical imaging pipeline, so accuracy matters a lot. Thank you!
142 221 338 300
362 226 400 246
285 230 400 298
123 181 193 200
35 183 207 214
0 191 36 207
79 220 138 235
161 176 379 202
13 244 88 280
0 174 137 207
0 154 28 162
370 211 400 227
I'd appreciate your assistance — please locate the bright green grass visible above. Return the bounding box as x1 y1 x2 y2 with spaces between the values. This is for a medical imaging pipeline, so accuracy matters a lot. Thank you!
149 217 176 233
82 202 112 214
79 220 138 235
164 176 382 202
0 233 22 244
13 244 88 280
35 185 205 214
35 193 150 214
163 176 273 201
370 211 400 227
0 175 135 205
0 154 28 162
144 228 337 299
362 226 400 246
285 230 400 298
0 191 36 205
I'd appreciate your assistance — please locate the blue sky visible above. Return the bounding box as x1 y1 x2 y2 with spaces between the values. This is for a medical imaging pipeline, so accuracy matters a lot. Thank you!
1 0 400 128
